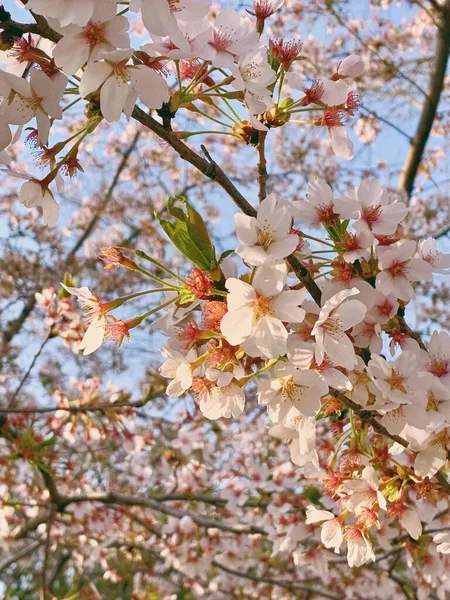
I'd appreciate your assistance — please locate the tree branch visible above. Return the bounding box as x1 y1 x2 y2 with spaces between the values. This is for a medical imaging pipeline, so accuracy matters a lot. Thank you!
398 0 450 198
256 130 269 203
212 560 342 600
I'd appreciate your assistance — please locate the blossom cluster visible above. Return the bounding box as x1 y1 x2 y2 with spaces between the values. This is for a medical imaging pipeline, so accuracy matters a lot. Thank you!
0 0 449 595
1 0 363 225
61 175 450 569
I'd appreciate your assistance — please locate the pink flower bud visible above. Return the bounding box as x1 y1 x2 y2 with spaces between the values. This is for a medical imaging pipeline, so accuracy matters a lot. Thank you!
337 55 365 79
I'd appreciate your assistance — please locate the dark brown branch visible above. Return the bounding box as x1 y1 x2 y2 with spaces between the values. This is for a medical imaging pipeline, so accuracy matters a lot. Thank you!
132 108 324 305
0 18 61 43
59 492 267 536
0 540 42 574
398 0 450 198
256 130 269 203
212 560 342 600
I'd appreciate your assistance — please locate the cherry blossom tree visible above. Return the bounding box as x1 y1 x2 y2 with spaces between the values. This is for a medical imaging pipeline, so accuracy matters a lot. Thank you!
0 1 449 599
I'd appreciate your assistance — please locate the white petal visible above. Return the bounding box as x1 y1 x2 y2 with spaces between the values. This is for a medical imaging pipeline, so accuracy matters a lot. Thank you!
100 75 129 122
129 65 170 109
79 61 113 97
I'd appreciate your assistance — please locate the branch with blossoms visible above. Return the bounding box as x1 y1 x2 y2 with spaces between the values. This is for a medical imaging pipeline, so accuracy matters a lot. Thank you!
0 0 449 596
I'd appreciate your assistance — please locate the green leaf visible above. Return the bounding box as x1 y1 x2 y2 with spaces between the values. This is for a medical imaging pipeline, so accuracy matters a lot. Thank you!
219 249 234 262
157 197 218 270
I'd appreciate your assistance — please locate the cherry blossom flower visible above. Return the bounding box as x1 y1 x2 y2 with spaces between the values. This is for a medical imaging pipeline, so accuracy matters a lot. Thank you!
258 362 327 420
340 466 387 518
305 505 344 553
232 48 277 113
414 442 448 479
291 177 355 226
352 316 383 354
52 1 130 75
197 8 260 69
61 284 107 355
315 110 354 160
351 179 409 236
19 180 59 227
345 527 375 568
368 352 429 434
220 263 307 359
287 338 353 391
160 346 197 397
79 50 170 122
311 288 367 369
198 382 245 419
418 237 450 274
0 68 66 145
420 331 450 395
376 240 432 300
340 230 374 263
268 413 319 468
234 193 297 266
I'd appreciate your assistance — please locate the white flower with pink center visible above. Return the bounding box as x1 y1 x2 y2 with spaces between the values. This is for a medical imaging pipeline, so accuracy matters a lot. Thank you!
196 7 260 69
160 346 197 397
0 67 66 146
340 230 374 263
351 179 409 236
61 284 107 355
291 177 355 227
287 338 352 391
258 362 328 421
232 48 277 113
220 263 307 359
418 237 450 274
235 193 297 266
367 352 429 434
52 1 130 75
268 412 318 467
420 330 450 395
79 49 170 123
311 288 367 370
305 505 344 553
376 240 432 300
345 527 375 568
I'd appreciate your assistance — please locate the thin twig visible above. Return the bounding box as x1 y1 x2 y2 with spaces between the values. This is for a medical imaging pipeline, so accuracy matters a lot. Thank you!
7 330 52 409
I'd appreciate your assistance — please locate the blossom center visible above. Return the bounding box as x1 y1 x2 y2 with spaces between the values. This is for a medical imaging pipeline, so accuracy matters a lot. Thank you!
388 260 409 279
257 223 275 249
317 204 339 225
281 378 302 402
253 295 273 317
386 369 407 393
168 0 183 12
321 315 343 336
83 21 107 49
210 31 234 53
427 357 449 378
362 204 382 225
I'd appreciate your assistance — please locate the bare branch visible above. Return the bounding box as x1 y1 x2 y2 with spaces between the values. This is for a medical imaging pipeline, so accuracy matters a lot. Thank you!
212 560 342 600
398 0 450 198
0 540 42 575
